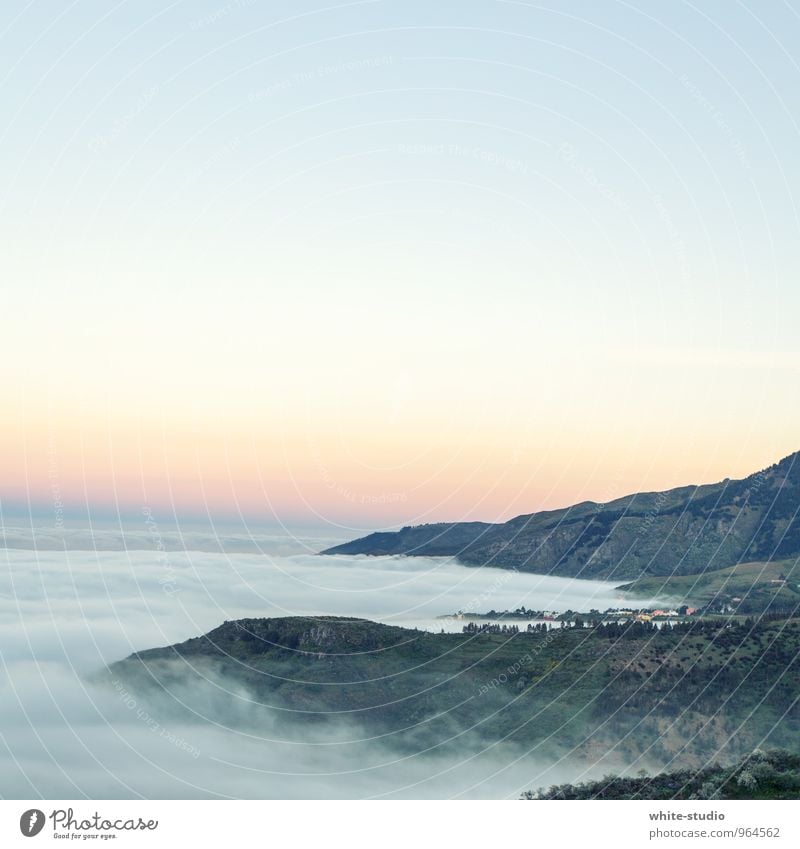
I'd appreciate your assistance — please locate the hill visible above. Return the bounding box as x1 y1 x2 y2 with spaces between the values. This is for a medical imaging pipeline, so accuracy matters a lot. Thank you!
322 452 800 580
620 559 800 614
524 748 800 800
107 615 800 774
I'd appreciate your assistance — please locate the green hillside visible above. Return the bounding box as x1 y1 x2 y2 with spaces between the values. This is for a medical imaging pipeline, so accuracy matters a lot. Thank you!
322 451 800 580
524 748 800 799
620 559 800 613
108 614 800 773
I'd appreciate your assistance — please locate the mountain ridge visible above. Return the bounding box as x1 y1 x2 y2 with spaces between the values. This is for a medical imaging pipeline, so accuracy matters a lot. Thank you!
108 614 800 770
321 452 800 580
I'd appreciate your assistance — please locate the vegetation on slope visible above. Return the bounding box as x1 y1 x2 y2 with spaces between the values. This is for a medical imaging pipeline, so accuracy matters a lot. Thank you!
619 559 800 613
109 614 800 772
322 452 800 580
524 748 800 799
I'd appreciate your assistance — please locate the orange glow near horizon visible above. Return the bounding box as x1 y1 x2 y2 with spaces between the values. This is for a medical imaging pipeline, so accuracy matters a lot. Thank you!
2 2 799 534
2 395 795 528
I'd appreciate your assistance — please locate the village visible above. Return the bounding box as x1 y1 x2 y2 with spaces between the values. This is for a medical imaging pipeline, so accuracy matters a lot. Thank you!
441 604 700 628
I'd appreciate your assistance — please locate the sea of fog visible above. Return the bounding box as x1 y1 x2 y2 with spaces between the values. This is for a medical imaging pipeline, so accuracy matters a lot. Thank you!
0 525 661 799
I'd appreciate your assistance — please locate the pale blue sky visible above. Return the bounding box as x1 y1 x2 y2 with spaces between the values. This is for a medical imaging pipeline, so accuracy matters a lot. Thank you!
2 1 798 525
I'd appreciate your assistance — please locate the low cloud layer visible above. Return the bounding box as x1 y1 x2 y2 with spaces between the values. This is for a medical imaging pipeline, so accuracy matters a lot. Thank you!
0 527 650 798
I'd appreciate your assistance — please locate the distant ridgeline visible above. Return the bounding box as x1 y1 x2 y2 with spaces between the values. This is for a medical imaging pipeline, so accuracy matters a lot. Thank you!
322 452 800 581
108 615 800 771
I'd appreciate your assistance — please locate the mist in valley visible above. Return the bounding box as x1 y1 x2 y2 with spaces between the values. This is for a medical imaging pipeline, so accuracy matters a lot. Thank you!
0 527 661 798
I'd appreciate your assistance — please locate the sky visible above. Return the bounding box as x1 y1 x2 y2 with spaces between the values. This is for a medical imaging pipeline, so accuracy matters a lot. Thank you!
1 0 799 532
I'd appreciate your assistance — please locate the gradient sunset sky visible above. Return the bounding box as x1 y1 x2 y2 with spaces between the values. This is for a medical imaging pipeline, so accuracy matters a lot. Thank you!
2 0 798 531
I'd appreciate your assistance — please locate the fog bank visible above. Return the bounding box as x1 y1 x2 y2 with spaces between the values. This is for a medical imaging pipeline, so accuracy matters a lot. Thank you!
0 529 657 798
